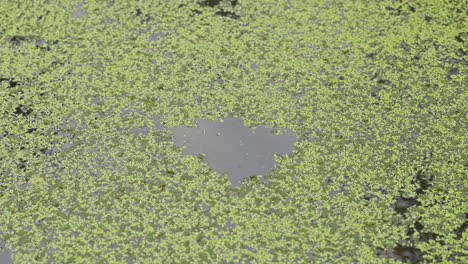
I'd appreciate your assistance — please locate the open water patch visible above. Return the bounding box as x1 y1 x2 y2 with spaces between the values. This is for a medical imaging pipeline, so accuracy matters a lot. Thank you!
165 116 298 188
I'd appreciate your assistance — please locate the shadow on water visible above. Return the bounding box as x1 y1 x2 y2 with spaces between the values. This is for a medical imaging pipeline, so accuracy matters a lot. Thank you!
167 116 298 188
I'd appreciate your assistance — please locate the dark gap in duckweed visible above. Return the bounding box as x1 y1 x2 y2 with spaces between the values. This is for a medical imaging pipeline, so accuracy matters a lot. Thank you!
375 156 431 262
0 66 71 194
1 66 47 195
178 0 241 19
3 35 59 55
1 33 67 146
198 0 238 9
196 0 241 19
454 213 467 241
0 77 21 90
375 149 467 263
13 104 34 117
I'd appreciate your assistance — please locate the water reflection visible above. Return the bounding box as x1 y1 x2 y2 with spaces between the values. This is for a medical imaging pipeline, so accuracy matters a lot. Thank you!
169 117 298 187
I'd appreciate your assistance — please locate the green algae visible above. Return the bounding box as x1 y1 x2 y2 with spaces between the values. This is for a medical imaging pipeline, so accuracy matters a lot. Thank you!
0 0 466 263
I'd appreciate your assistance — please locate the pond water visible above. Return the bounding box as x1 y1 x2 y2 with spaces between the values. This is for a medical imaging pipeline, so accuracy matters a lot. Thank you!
0 237 11 264
168 116 299 188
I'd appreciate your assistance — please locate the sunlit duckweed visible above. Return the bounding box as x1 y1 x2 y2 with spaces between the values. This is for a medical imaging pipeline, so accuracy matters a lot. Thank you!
0 0 466 263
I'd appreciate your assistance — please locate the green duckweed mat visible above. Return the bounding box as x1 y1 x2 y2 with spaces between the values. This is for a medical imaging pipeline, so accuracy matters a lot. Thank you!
0 0 467 263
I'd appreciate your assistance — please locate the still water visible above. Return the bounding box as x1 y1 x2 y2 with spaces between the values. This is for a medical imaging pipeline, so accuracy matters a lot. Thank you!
168 116 298 188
